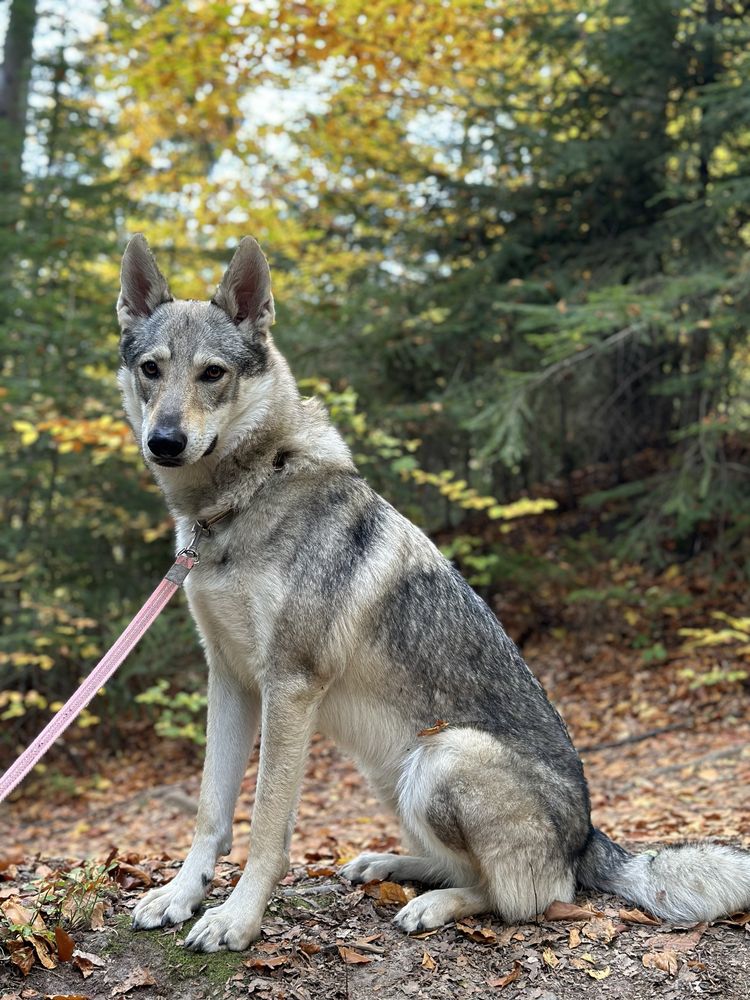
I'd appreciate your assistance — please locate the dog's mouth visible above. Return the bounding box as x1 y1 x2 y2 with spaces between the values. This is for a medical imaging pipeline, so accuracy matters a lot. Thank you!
203 435 218 456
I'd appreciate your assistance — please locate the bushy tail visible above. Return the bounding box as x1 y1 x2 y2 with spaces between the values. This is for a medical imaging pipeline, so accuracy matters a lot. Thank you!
577 828 750 922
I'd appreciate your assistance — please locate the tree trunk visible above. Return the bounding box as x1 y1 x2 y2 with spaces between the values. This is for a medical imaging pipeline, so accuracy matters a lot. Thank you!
0 0 38 234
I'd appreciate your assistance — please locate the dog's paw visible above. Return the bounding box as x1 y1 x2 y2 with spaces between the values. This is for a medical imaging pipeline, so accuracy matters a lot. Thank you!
393 891 453 934
340 852 399 884
131 881 205 931
183 900 261 953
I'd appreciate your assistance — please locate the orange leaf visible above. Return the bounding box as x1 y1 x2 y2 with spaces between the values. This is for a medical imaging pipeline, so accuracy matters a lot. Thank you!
544 901 602 921
111 967 156 995
643 950 679 976
421 950 437 970
31 934 57 970
337 946 373 965
244 955 289 971
299 941 321 955
55 925 76 962
417 720 450 737
456 921 498 943
619 907 660 925
362 880 412 904
1 895 35 926
90 900 106 931
9 941 35 976
72 955 94 979
488 961 522 988
581 917 618 943
644 924 707 953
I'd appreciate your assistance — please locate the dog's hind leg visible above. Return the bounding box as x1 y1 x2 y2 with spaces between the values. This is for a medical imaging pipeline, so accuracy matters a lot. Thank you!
132 668 259 931
392 727 581 931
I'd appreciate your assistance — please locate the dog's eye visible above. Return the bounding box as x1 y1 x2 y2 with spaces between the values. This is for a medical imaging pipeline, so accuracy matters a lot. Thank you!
141 360 160 379
202 365 225 382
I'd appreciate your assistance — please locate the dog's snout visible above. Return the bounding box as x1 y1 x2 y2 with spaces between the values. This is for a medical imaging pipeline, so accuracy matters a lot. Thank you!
148 428 188 460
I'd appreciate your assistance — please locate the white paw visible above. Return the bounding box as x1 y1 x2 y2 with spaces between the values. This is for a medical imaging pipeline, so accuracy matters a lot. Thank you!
183 900 261 953
341 852 398 883
131 879 206 930
394 892 451 934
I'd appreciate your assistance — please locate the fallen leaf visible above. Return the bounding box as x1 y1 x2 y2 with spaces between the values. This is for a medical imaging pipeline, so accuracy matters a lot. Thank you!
110 967 156 995
31 936 57 971
112 863 151 889
244 955 289 971
587 966 611 980
298 941 320 955
90 901 105 931
46 996 90 1000
362 880 413 904
9 942 35 976
417 720 450 737
544 901 602 921
644 923 707 953
643 950 679 976
723 911 750 926
72 956 94 979
421 950 436 970
542 947 559 968
305 865 336 878
55 926 76 962
570 953 597 969
582 916 618 943
456 921 498 944
496 926 518 946
568 926 581 948
488 961 522 989
1 896 35 926
72 949 106 979
337 946 373 965
619 907 661 925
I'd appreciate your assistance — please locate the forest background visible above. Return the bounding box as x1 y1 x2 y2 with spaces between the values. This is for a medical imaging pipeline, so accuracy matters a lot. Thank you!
1 0 750 826
2 0 750 994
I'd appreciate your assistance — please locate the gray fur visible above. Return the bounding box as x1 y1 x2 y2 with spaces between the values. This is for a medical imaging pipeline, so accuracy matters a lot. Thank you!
117 236 750 951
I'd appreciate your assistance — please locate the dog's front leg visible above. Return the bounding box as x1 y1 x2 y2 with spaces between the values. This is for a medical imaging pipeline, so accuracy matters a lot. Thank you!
184 677 322 952
132 668 259 931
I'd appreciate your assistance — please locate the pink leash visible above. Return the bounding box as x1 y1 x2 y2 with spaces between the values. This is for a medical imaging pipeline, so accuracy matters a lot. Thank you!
0 514 228 804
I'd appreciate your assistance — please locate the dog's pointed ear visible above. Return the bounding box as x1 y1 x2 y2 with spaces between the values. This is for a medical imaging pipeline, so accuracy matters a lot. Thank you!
211 237 275 335
117 234 173 329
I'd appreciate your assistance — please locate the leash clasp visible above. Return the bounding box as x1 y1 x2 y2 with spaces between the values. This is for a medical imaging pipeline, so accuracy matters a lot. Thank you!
180 519 211 563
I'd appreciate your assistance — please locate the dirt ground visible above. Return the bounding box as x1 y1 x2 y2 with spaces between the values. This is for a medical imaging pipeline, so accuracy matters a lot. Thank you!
1 852 749 1000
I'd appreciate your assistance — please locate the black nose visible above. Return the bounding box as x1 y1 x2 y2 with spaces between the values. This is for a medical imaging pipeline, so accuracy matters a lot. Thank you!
148 429 187 459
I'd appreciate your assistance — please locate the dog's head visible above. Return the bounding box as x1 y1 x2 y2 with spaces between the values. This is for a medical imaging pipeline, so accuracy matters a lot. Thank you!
116 235 275 468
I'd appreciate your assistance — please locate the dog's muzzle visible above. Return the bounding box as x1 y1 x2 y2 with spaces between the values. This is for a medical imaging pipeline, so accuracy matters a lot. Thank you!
148 429 188 464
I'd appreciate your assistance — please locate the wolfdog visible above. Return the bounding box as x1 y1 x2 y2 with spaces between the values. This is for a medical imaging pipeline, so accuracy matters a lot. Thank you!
118 235 750 952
